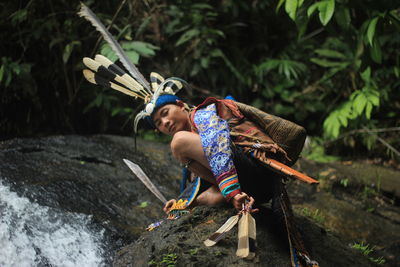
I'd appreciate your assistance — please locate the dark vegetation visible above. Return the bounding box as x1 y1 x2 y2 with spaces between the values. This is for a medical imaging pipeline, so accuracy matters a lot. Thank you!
1 0 399 161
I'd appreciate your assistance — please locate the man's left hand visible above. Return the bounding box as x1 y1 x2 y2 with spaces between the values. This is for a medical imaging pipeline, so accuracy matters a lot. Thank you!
231 192 258 213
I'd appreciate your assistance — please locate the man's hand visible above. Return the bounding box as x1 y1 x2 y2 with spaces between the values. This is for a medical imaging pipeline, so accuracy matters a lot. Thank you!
231 192 258 213
163 199 176 214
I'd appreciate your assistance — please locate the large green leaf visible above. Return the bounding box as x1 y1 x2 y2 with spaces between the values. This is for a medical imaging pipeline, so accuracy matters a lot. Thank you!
124 50 140 65
367 17 379 46
338 113 348 127
123 41 158 57
323 111 341 138
175 29 200 46
0 65 4 83
315 49 346 59
310 58 346 68
365 102 373 119
100 44 118 62
335 6 351 30
191 3 213 10
394 67 400 78
318 0 335 26
370 39 382 64
366 90 380 106
63 41 80 63
276 0 286 13
360 67 371 84
307 2 320 17
285 0 298 20
353 92 367 115
10 9 28 25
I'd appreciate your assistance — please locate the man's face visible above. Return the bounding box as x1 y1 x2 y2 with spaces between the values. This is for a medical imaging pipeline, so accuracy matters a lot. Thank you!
151 102 191 136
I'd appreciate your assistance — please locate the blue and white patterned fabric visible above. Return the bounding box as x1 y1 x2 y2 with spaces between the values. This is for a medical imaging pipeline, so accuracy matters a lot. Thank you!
193 104 241 200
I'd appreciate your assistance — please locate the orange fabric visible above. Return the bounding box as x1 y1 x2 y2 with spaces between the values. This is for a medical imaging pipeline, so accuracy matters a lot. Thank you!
221 179 240 188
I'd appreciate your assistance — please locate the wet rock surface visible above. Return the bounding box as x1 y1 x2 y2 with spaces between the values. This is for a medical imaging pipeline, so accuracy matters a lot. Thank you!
0 135 180 253
1 135 399 266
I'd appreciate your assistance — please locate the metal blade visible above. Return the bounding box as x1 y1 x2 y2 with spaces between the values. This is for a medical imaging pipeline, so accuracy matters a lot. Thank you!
123 159 167 204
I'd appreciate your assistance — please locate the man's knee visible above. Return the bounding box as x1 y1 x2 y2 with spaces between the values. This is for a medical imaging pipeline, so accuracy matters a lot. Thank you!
170 131 192 160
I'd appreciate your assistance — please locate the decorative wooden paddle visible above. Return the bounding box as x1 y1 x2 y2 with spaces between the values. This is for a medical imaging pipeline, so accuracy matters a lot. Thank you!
236 203 256 259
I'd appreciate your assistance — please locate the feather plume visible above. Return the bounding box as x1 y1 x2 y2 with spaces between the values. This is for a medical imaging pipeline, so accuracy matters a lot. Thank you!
164 80 183 95
150 72 165 92
78 3 151 92
93 54 148 96
133 110 150 133
204 215 239 247
83 69 142 99
83 57 148 98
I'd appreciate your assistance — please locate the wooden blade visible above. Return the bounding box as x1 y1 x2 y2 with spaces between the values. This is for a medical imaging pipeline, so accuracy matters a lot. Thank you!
204 215 239 247
246 213 256 259
236 212 249 258
264 158 319 184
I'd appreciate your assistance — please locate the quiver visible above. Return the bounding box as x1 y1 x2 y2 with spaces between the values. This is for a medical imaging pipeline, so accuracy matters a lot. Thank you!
235 102 306 166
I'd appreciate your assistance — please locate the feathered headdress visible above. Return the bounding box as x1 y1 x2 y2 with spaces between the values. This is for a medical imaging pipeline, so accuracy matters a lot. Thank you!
78 3 186 132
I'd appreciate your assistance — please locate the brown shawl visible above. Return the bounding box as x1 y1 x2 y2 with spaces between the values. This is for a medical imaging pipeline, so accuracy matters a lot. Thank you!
190 97 306 166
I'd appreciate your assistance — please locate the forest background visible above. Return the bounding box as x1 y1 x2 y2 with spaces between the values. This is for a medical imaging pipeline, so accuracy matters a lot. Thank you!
1 0 399 162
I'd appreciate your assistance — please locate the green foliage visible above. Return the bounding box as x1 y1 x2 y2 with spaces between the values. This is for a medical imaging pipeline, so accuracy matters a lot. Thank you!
351 242 386 265
300 207 325 224
138 201 148 208
189 248 198 256
307 0 335 26
0 57 32 87
340 178 348 187
322 66 381 145
214 250 222 256
360 185 379 201
161 253 178 267
1 0 399 161
366 207 375 213
256 58 307 81
148 259 158 266
101 41 159 64
149 253 178 267
303 138 340 162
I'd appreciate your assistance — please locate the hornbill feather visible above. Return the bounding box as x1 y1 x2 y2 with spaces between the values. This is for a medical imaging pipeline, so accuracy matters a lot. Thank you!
78 3 151 92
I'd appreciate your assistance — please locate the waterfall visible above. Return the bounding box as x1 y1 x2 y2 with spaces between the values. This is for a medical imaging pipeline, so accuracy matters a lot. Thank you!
0 181 110 267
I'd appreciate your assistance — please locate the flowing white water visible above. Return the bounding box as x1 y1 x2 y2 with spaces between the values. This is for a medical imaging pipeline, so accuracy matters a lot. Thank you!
0 181 109 267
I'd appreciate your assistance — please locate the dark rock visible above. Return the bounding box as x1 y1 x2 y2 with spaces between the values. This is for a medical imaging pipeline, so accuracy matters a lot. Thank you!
289 158 400 266
113 206 374 267
1 135 398 266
